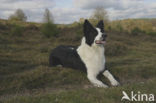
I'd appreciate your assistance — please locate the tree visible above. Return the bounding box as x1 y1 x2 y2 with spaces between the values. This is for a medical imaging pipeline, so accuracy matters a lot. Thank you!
43 8 54 23
41 8 59 38
9 9 27 21
91 6 109 23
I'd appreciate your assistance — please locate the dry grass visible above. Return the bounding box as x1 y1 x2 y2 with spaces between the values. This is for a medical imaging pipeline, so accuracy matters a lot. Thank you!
0 19 156 103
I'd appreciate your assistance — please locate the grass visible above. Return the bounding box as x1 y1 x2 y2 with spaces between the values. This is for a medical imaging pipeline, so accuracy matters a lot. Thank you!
0 19 156 103
2 79 156 103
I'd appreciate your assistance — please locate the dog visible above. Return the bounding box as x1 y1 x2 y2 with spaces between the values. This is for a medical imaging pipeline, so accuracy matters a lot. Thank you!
49 20 120 87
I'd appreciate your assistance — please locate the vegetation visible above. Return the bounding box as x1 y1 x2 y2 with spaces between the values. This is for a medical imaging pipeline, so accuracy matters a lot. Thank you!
90 6 109 24
10 24 24 36
131 27 144 35
41 22 59 38
77 18 156 36
9 9 27 22
107 19 154 34
0 19 156 103
41 9 59 38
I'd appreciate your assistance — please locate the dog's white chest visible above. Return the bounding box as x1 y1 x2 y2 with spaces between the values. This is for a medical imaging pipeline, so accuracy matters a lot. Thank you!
77 44 105 73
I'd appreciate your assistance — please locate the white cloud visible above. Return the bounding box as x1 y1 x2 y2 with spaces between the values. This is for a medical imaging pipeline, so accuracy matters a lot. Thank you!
0 0 156 24
74 0 144 10
74 0 156 21
108 1 156 20
51 7 92 24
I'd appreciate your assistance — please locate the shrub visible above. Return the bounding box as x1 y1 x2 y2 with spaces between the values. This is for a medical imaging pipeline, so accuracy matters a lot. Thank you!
11 24 24 36
116 24 123 33
107 26 112 32
108 19 153 34
41 22 59 38
131 27 143 35
26 24 38 30
147 31 156 36
0 22 6 30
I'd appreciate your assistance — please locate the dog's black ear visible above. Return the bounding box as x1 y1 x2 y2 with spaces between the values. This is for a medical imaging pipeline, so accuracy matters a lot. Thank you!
96 20 104 33
83 20 97 46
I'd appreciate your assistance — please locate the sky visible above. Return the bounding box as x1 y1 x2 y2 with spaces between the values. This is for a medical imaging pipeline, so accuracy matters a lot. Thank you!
0 0 156 24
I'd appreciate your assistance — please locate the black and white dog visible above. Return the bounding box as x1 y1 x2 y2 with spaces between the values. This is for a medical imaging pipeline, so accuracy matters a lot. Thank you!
49 20 119 87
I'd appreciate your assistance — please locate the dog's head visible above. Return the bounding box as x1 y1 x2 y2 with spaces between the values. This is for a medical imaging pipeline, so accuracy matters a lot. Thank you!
83 20 107 46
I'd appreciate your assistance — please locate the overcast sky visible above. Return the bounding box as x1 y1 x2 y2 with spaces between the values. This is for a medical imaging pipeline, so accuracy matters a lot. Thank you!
0 0 156 24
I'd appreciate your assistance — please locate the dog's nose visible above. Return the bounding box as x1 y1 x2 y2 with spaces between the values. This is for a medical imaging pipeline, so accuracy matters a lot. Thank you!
102 34 107 38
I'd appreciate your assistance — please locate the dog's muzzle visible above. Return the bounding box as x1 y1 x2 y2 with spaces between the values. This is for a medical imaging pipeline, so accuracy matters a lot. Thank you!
95 34 107 44
95 40 106 44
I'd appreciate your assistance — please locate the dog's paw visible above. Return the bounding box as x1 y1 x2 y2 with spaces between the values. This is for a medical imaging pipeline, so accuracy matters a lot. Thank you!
111 81 120 86
94 83 108 88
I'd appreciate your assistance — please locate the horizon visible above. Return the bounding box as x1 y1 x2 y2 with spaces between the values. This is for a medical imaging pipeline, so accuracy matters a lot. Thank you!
0 0 156 24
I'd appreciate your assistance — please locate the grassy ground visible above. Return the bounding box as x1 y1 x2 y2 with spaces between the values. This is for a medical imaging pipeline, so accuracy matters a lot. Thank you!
0 20 156 103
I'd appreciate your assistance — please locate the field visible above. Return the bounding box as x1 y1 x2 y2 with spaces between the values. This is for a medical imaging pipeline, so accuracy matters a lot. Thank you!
0 19 156 103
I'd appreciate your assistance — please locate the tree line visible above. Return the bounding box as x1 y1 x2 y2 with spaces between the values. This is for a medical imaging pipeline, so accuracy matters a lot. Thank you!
8 6 108 23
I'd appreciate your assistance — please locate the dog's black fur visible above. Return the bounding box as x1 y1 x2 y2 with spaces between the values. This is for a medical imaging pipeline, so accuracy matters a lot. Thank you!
84 20 98 46
49 45 87 72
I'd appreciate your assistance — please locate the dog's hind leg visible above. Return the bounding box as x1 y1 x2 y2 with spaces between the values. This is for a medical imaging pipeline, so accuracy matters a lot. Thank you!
103 70 120 86
49 55 62 67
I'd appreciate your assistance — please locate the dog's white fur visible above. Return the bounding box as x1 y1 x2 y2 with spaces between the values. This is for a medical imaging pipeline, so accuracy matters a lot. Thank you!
77 28 119 87
103 70 119 86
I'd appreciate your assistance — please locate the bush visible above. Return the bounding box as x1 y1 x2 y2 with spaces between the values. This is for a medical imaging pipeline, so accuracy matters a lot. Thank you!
131 27 143 35
11 24 24 36
41 22 59 38
0 22 7 30
147 31 156 36
26 24 38 30
108 19 153 34
116 24 123 33
107 26 112 32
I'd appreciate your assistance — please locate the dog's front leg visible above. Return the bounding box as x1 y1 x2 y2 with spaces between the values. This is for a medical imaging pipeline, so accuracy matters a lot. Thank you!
103 70 120 86
87 73 108 88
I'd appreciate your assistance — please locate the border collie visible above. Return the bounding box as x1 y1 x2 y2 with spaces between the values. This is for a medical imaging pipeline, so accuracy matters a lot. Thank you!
49 20 120 87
